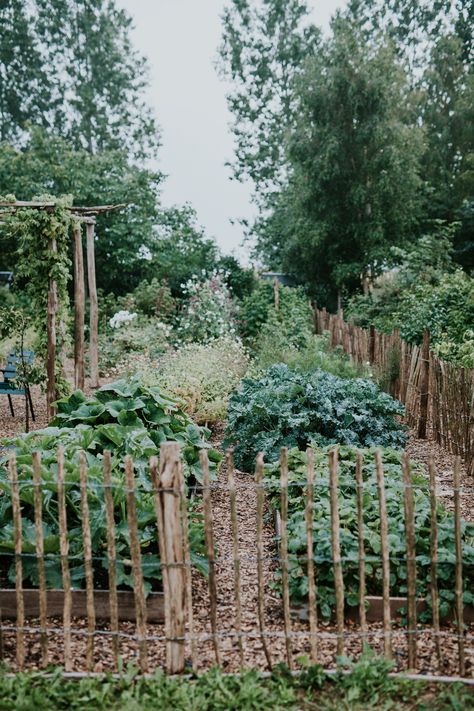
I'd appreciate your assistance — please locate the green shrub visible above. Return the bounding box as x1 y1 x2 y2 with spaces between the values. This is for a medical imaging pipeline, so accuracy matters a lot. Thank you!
252 333 370 380
239 281 312 347
265 446 474 618
175 271 238 344
130 278 176 320
99 315 172 374
224 365 406 470
145 336 249 424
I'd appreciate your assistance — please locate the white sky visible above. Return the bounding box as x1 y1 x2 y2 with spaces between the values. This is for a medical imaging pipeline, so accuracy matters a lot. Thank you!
117 0 346 259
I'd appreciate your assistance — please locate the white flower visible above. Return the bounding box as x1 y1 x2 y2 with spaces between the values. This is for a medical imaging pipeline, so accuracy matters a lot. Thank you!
109 310 137 329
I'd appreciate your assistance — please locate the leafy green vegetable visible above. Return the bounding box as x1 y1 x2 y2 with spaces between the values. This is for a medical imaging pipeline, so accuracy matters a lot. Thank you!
225 365 406 470
265 447 474 619
0 376 221 591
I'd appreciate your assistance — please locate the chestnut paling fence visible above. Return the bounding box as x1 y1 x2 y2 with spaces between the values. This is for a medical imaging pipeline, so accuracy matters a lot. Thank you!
313 308 474 476
1 443 472 678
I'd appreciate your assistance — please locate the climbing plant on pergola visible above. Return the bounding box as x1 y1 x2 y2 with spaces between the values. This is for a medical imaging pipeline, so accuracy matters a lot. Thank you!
0 196 124 417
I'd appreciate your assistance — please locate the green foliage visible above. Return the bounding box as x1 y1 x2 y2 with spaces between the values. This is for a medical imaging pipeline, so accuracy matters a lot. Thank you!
0 657 472 709
265 447 474 618
224 365 406 471
262 18 422 298
0 195 73 396
150 336 249 424
0 130 164 295
253 333 371 380
346 229 474 367
0 377 221 590
239 281 312 347
127 278 176 320
176 272 238 344
98 316 172 374
0 0 158 159
218 0 320 209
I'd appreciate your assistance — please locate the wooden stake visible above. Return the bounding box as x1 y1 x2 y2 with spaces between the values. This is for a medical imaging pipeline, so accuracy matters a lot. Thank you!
32 451 48 666
273 277 279 310
417 330 430 439
73 223 85 390
151 456 171 669
355 451 367 634
201 449 221 666
402 453 417 670
46 236 58 418
329 448 344 657
305 447 318 663
103 450 119 667
79 452 95 669
375 449 392 659
86 222 99 389
57 446 72 671
158 443 186 674
255 453 272 670
227 450 244 667
428 456 441 665
280 448 293 668
9 452 24 669
125 456 148 673
453 457 465 676
178 455 198 670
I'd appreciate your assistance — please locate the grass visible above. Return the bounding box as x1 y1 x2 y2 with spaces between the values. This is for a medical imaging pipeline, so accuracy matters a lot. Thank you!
0 649 473 710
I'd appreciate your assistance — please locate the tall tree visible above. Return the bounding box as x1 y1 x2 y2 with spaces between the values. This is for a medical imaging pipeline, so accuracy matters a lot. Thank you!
218 0 320 209
0 0 50 142
262 18 422 301
0 0 159 159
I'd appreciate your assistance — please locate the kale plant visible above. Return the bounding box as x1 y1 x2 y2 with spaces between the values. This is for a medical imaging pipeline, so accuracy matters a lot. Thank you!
224 365 406 470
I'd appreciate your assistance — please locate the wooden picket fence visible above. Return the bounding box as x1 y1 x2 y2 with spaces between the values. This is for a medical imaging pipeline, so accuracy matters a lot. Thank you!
314 307 474 476
1 442 472 678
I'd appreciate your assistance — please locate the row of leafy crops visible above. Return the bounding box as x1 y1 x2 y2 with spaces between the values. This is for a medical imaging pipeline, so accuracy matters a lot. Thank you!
0 377 220 590
265 446 474 618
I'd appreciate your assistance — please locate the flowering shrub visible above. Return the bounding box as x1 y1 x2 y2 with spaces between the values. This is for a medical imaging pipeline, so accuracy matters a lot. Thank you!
109 309 137 329
176 270 237 343
99 316 172 374
144 336 249 424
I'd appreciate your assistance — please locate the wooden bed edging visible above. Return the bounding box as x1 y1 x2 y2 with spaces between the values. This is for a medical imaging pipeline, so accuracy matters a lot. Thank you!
0 589 164 622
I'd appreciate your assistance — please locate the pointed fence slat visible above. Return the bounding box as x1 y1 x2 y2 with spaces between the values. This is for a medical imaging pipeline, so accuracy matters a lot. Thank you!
79 452 95 669
428 456 441 665
201 449 221 666
355 451 367 633
9 452 24 669
305 447 318 663
280 447 293 668
179 455 198 671
158 443 186 674
255 453 272 670
375 449 392 659
103 450 119 667
32 451 48 666
57 446 72 671
329 448 344 657
453 457 465 676
227 449 244 667
125 455 148 673
402 453 417 670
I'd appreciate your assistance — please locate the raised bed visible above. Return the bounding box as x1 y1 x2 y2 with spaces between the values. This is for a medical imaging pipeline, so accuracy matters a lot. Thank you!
0 589 164 622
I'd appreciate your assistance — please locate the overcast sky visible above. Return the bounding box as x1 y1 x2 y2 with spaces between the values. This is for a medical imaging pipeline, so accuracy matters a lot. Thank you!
117 0 346 259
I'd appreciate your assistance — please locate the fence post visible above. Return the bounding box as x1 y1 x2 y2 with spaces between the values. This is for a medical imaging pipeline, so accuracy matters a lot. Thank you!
417 330 430 439
158 442 186 674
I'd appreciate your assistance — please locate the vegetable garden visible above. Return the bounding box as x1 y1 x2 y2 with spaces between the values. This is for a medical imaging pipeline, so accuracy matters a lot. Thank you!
0 262 472 682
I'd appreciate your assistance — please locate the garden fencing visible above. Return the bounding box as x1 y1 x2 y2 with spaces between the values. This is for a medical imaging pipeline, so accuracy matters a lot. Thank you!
313 307 474 476
1 443 472 679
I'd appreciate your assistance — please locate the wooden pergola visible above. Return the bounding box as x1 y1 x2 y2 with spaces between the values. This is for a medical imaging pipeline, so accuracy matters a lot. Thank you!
0 201 125 417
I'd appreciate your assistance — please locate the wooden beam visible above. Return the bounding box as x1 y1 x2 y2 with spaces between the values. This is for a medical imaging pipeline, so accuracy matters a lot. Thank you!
73 224 85 391
46 236 58 418
86 222 99 389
